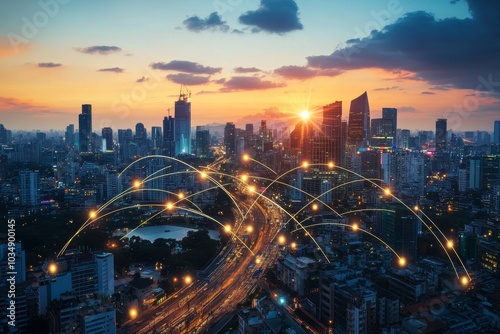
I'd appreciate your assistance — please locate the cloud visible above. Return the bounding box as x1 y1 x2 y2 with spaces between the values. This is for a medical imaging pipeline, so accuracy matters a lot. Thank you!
150 60 221 75
239 0 303 34
274 65 342 80
421 91 435 95
76 45 122 55
232 29 244 34
183 12 229 32
136 76 149 83
166 73 210 85
214 78 226 84
305 1 500 92
38 62 62 68
274 65 316 79
98 67 124 73
0 97 64 117
399 106 417 112
234 67 262 73
372 86 401 91
221 76 285 92
236 106 293 130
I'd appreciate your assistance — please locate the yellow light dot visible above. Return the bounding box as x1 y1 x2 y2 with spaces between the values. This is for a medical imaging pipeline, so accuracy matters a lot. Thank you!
291 242 297 249
399 257 406 267
224 225 231 232
256 258 261 264
247 226 253 233
133 180 141 188
384 188 391 195
461 276 469 286
278 235 286 244
414 205 419 211
311 203 318 211
447 240 453 249
200 172 207 179
89 211 96 219
48 263 57 275
352 224 358 231
129 308 138 319
185 276 192 284
302 161 308 168
328 162 334 168
242 154 249 161
166 202 174 210
248 186 256 193
241 175 248 182
178 193 184 199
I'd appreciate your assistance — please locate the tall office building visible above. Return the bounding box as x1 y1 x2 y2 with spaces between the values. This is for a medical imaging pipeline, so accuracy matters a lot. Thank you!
494 120 500 144
163 115 175 156
322 101 343 164
435 119 447 152
174 91 191 155
96 253 114 297
245 124 254 136
65 124 75 148
151 126 162 150
382 203 418 261
195 126 210 158
20 170 39 207
101 127 113 152
135 123 147 144
370 118 393 148
347 92 370 148
78 104 92 152
224 122 236 158
382 108 397 147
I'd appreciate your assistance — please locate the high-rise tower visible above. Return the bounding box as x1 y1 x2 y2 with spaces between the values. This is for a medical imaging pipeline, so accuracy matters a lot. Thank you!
174 88 191 155
321 101 343 165
347 92 370 148
79 104 92 152
435 118 447 152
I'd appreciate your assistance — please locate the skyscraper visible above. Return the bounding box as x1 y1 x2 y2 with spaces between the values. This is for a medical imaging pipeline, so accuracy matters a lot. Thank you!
151 126 162 150
174 91 191 155
382 108 397 147
435 119 447 152
78 104 92 152
20 170 39 207
322 101 343 165
65 124 75 148
224 122 236 158
494 120 500 144
347 92 370 148
195 126 210 158
163 115 175 156
101 127 113 151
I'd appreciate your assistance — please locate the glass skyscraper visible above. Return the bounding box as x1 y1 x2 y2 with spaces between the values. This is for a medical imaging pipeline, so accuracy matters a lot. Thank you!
174 92 191 155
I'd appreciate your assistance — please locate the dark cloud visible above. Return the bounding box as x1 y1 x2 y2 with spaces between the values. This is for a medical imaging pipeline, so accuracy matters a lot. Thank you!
239 0 303 34
234 67 261 73
221 76 285 92
38 62 62 68
136 76 149 83
166 73 210 85
150 60 221 75
421 91 435 95
98 67 124 73
305 1 500 92
274 65 342 80
76 45 122 55
183 12 229 32
214 78 226 84
232 29 244 34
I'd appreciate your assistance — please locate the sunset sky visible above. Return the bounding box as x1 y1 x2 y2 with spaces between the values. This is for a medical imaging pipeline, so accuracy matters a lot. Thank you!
0 0 499 132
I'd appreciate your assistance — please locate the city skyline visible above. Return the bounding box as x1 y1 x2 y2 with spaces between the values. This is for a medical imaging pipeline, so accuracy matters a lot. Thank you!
1 0 499 132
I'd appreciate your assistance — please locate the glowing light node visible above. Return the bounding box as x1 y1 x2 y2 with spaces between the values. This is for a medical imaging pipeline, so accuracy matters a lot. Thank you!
166 202 174 210
129 308 138 319
461 276 469 286
184 276 192 284
48 263 57 275
89 211 97 219
133 180 141 188
242 154 249 161
384 188 391 195
302 161 308 168
248 185 256 193
241 175 248 182
178 192 184 199
447 240 454 249
278 235 286 244
352 224 359 231
399 257 406 267
311 203 318 211
224 225 231 233
328 162 334 168
414 205 419 211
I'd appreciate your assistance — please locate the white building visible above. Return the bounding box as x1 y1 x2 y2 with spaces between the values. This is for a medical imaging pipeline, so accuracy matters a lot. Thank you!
96 252 114 297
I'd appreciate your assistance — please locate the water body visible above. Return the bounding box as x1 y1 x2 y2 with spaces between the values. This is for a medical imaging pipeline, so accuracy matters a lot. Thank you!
128 225 220 241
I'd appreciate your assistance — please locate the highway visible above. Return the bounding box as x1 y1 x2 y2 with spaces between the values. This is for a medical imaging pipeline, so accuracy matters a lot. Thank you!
118 190 285 334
